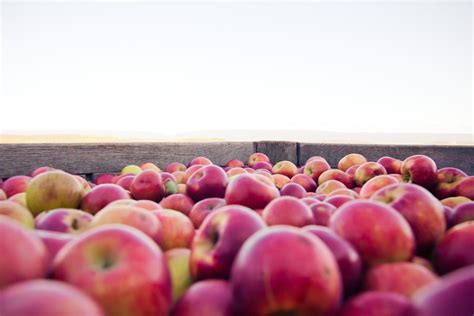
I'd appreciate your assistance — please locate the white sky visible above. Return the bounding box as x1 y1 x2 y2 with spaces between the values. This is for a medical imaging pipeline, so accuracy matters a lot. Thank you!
0 1 472 137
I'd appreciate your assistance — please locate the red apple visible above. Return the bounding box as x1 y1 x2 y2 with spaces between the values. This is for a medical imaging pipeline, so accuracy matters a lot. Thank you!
2 175 32 198
248 153 270 168
165 162 187 173
401 155 437 189
303 225 362 294
94 173 115 185
52 225 172 316
377 156 403 174
325 195 355 208
359 175 400 199
262 196 313 227
252 160 273 172
226 167 247 178
225 159 244 168
434 167 467 199
309 202 336 226
140 162 161 172
35 208 93 234
0 217 48 288
231 226 342 315
225 174 279 210
305 155 328 164
345 164 360 178
329 200 415 267
186 165 227 202
190 205 265 280
132 199 162 211
451 202 474 226
338 153 367 172
0 200 34 228
371 183 445 254
153 209 195 251
130 170 165 202
160 194 194 215
26 171 84 216
455 176 474 199
440 196 471 208
182 165 204 184
412 265 474 316
171 280 234 316
34 230 75 268
188 197 226 228
279 182 306 198
354 162 387 187
340 292 415 316
115 174 135 191
31 166 55 177
0 279 105 316
272 174 291 189
188 156 212 167
304 159 331 182
80 184 130 214
327 188 359 198
316 180 347 195
291 174 317 192
363 262 439 298
319 169 354 188
435 221 474 274
165 248 192 302
272 160 298 178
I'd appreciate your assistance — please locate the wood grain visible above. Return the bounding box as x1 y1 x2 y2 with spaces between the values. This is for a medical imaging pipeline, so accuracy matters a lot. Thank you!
256 141 298 164
299 143 474 175
0 142 256 178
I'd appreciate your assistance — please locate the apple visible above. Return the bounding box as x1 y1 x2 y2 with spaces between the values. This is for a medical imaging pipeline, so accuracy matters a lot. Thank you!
0 200 34 228
165 248 192 302
325 195 355 208
252 161 273 172
186 165 227 202
254 169 273 179
412 265 474 316
272 174 291 189
52 225 172 316
262 196 313 227
327 188 359 198
0 279 105 316
353 162 387 187
80 184 130 214
226 167 247 178
244 167 255 174
171 280 234 316
94 173 115 185
377 156 403 174
178 184 186 194
0 217 48 289
440 196 471 208
279 182 306 198
272 160 298 178
188 156 212 167
188 197 226 228
161 173 179 196
131 199 162 211
340 292 415 316
120 164 142 175
190 205 265 280
226 159 244 168
304 159 331 182
305 155 328 164
115 175 135 191
160 194 194 215
338 153 367 172
182 165 204 183
140 162 161 172
308 201 336 226
231 226 342 315
2 175 32 198
363 262 439 298
329 200 415 267
172 171 187 184
26 171 84 216
248 153 270 168
165 162 187 173
35 208 93 234
412 256 435 272
318 169 354 188
345 164 360 178
74 175 92 193
301 196 318 205
401 155 437 189
225 174 279 210
435 221 474 274
455 176 474 199
316 179 347 195
91 205 161 242
0 189 6 200
130 170 165 202
303 225 362 294
433 167 467 199
359 175 400 199
34 230 75 268
291 174 317 192
451 202 474 226
152 209 195 251
31 166 55 177
371 183 446 254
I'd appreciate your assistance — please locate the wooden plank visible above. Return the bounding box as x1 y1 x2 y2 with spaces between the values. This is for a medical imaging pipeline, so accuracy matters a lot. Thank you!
255 141 298 164
299 143 474 175
0 142 256 178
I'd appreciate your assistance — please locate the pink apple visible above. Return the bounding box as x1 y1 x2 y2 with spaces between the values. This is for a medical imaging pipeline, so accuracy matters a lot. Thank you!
435 221 474 274
325 195 355 208
190 205 265 280
34 230 75 268
319 169 354 188
2 175 32 198
248 153 270 168
130 170 165 202
188 197 226 228
440 196 471 208
262 196 314 227
455 176 474 199
272 160 298 178
0 200 34 228
0 189 6 201
354 162 387 187
225 159 244 168
186 165 227 202
115 174 135 191
451 202 474 226
152 209 195 251
433 167 467 199
94 173 115 185
160 194 195 215
140 162 161 172
316 179 347 195
188 156 212 167
401 155 437 189
338 153 368 172
31 166 55 177
225 174 279 210
35 208 93 234
226 167 247 178
340 292 415 316
279 182 306 198
291 174 317 192
309 201 336 226
377 156 403 174
304 159 331 182
80 184 130 214
272 174 291 189
131 199 162 211
52 225 172 316
359 175 400 199
252 160 273 171
165 162 187 173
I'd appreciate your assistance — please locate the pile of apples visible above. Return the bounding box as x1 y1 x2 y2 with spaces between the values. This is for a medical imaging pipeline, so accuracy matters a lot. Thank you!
0 152 473 316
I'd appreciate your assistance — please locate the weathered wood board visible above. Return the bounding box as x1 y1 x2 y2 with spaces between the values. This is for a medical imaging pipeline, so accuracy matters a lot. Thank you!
255 141 298 165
